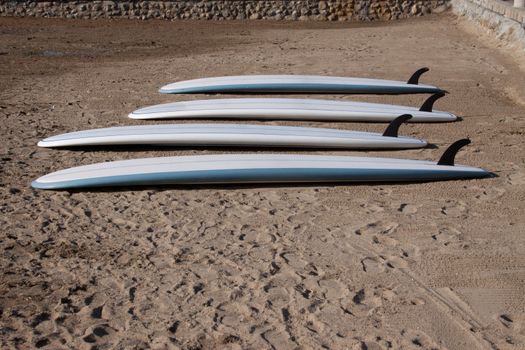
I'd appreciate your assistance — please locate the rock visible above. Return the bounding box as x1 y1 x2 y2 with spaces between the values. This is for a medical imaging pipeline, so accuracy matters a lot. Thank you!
249 13 261 20
103 1 115 10
432 4 449 14
148 9 160 18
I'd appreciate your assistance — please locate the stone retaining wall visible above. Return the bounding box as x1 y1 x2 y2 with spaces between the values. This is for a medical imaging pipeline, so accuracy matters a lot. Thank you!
451 0 525 49
0 1 450 21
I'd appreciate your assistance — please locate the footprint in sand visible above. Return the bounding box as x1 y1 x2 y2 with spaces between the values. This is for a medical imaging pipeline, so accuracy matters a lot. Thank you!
374 244 420 270
508 172 525 185
319 279 349 300
494 315 525 346
471 185 506 202
400 244 421 260
432 225 463 246
397 203 419 215
372 235 399 248
372 187 393 196
344 285 399 319
304 318 326 335
498 314 515 329
361 257 386 273
400 329 445 349
355 221 398 236
440 200 468 218
351 287 383 308
360 201 386 214
497 313 525 334
82 324 115 348
31 313 55 341
385 255 409 269
286 210 320 235
281 252 308 270
261 329 297 350
354 340 386 350
409 297 426 306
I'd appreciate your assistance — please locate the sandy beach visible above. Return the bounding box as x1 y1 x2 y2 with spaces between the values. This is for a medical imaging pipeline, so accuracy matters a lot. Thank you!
1 14 524 349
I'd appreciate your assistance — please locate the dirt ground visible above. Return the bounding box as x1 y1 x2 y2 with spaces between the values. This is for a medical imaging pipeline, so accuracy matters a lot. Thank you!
1 13 524 350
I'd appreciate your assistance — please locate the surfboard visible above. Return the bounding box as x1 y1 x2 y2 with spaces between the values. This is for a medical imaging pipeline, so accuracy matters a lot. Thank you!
37 115 425 149
129 94 456 122
159 68 444 95
32 139 489 190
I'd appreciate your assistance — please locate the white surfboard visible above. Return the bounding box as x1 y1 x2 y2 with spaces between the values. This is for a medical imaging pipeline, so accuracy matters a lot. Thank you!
129 95 456 122
37 116 425 149
159 68 443 95
32 140 489 190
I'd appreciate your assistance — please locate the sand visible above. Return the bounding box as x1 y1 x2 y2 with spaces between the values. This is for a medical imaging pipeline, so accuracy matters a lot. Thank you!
1 14 524 350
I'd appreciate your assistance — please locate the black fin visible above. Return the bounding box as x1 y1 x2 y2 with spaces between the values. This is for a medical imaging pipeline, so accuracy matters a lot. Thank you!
383 114 412 138
419 92 446 112
437 139 471 166
407 67 430 85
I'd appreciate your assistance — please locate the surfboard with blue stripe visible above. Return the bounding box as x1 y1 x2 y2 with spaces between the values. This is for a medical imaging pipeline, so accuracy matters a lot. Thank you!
32 140 490 190
159 68 444 95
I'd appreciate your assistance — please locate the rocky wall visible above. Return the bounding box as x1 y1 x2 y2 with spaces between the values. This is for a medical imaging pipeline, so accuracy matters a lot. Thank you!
451 0 525 49
0 1 450 21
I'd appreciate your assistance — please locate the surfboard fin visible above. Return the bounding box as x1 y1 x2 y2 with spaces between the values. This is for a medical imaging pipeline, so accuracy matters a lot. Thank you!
407 67 430 85
382 114 412 138
419 92 446 112
437 139 471 166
